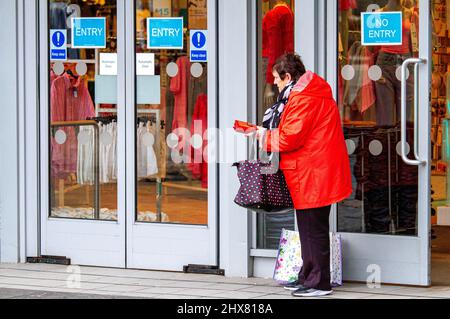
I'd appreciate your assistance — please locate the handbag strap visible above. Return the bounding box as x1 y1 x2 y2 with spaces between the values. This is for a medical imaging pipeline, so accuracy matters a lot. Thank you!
249 134 258 161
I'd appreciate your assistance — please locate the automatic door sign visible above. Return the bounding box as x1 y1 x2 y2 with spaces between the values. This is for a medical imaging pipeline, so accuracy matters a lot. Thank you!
361 12 402 46
72 17 107 49
50 30 67 61
190 30 207 62
147 17 184 49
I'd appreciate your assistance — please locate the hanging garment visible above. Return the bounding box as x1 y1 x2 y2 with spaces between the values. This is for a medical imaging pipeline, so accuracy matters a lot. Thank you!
344 42 376 114
100 123 114 184
137 122 159 179
51 74 95 178
144 122 159 177
375 52 414 127
188 94 208 188
136 122 145 178
77 122 118 186
359 47 376 114
339 0 357 11
77 126 95 185
170 56 190 132
148 120 167 178
351 127 418 234
262 4 294 84
108 122 118 182
51 73 95 123
188 67 208 128
49 2 67 30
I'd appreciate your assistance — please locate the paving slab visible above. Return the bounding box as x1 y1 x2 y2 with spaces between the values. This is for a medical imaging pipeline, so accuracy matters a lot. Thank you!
0 288 140 299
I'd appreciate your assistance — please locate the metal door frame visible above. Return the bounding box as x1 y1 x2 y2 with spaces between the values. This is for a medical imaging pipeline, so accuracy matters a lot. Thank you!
124 0 219 271
38 0 127 268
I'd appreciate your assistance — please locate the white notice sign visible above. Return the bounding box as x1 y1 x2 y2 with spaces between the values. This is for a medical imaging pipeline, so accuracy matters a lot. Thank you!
99 53 118 75
136 53 156 76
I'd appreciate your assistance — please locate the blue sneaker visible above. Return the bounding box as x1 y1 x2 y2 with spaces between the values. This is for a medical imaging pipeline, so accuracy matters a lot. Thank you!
292 288 333 297
284 281 309 292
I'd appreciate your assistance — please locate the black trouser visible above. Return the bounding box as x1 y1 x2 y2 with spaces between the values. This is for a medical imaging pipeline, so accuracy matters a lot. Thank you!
296 206 331 291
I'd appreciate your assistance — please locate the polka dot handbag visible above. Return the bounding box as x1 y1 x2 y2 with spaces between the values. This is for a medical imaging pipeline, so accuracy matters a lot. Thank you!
233 160 294 213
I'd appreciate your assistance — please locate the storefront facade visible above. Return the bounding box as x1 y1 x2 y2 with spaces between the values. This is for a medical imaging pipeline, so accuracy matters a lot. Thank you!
0 0 446 287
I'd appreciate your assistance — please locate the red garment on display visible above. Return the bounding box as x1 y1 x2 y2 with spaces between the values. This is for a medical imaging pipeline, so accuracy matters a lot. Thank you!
380 18 411 55
359 48 376 113
189 94 208 188
264 71 352 210
51 74 95 178
170 56 190 132
51 74 95 122
345 43 376 114
339 0 357 11
262 4 294 84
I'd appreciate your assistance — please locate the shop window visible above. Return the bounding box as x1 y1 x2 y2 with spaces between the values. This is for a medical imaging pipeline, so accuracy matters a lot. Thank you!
256 0 296 249
135 0 209 225
48 0 119 221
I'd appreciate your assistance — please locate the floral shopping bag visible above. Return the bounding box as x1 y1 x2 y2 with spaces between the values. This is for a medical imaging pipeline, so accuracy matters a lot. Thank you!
329 232 343 287
273 229 343 287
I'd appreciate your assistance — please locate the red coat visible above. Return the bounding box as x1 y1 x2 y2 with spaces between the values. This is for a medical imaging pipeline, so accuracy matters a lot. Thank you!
265 72 352 210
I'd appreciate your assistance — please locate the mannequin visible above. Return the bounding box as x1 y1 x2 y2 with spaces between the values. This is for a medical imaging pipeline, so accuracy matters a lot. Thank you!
262 0 294 108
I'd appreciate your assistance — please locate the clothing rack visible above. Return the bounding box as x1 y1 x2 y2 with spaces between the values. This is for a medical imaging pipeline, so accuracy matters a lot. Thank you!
95 108 164 221
51 120 101 219
88 115 117 125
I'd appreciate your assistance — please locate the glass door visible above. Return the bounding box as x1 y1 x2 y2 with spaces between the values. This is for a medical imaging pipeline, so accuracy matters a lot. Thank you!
333 0 431 285
40 0 126 267
125 0 218 271
40 0 217 271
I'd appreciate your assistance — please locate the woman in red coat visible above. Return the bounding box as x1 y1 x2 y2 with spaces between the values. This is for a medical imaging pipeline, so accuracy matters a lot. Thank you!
259 53 352 297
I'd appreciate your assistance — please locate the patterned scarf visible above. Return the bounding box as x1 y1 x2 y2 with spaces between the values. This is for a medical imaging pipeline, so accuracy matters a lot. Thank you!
262 81 295 130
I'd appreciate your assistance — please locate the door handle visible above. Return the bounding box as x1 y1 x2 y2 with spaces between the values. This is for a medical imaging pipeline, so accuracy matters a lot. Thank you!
401 58 426 166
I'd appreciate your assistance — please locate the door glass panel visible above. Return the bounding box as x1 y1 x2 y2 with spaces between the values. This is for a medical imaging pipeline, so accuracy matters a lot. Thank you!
257 0 296 249
49 0 118 221
431 1 450 256
135 0 208 225
337 0 419 236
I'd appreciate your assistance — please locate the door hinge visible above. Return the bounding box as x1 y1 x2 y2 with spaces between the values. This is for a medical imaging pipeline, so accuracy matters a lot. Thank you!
183 264 225 276
27 255 71 266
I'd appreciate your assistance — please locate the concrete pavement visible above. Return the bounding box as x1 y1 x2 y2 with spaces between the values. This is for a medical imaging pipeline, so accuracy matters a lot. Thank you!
0 263 449 299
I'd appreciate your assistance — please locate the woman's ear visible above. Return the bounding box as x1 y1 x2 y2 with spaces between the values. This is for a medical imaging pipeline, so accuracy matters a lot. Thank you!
285 73 293 82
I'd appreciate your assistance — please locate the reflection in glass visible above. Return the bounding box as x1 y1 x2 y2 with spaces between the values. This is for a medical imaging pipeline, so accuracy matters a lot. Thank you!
49 0 118 221
135 0 209 225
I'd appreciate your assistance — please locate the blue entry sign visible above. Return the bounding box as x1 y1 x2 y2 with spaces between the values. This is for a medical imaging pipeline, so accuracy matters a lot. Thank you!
71 17 106 49
361 12 403 46
147 17 184 49
50 29 67 61
190 30 207 62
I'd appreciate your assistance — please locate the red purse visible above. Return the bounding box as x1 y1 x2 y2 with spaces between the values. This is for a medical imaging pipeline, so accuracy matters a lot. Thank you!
233 120 257 134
